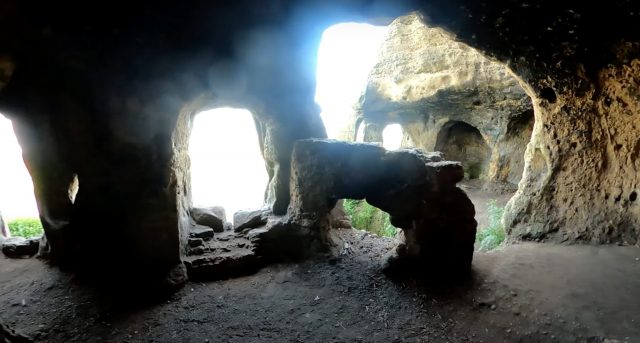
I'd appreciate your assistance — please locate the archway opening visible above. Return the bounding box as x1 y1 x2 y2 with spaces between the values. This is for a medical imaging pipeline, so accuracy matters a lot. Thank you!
189 108 268 222
382 124 403 151
435 121 491 180
342 199 396 237
0 114 43 238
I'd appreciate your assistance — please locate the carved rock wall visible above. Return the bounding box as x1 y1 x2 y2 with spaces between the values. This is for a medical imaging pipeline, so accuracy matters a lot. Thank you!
0 0 637 288
357 12 533 187
505 59 640 243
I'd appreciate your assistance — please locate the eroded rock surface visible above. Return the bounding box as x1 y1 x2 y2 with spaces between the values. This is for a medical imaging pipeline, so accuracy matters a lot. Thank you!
289 139 476 276
357 13 533 189
505 58 640 243
184 230 262 280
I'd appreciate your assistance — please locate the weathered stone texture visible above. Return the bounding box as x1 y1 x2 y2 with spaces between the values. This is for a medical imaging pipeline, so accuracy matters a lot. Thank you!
289 139 476 275
357 13 533 187
505 59 640 243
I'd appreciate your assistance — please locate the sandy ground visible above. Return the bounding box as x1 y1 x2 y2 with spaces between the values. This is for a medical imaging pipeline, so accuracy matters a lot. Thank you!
1 186 639 342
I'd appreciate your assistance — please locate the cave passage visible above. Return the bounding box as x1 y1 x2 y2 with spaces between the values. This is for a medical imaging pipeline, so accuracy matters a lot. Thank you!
189 108 268 221
342 198 397 237
434 121 491 180
315 22 389 140
0 114 41 237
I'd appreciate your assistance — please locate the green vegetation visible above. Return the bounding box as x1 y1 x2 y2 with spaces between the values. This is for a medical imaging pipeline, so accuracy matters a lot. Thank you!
476 200 506 251
7 218 44 238
343 199 396 237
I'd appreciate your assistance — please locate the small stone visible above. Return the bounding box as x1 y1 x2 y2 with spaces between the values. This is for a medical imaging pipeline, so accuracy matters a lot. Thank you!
490 304 497 310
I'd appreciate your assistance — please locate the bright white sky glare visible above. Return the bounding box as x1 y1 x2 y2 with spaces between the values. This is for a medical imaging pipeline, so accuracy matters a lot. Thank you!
189 108 268 220
315 22 391 140
0 114 39 220
382 123 403 150
0 23 400 223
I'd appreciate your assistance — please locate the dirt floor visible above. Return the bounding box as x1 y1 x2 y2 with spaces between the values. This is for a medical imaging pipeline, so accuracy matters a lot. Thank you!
1 188 640 342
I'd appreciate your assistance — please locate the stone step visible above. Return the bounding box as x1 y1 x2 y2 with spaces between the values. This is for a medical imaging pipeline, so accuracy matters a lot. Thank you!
184 231 263 281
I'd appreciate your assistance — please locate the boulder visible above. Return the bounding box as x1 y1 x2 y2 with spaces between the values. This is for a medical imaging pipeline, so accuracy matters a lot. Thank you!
289 139 476 277
208 206 227 222
190 207 225 233
1 237 40 258
233 209 269 232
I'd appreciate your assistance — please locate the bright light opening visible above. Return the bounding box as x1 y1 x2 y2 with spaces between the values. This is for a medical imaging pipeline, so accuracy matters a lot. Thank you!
355 122 365 142
0 114 40 221
382 124 403 150
315 23 389 140
189 108 268 221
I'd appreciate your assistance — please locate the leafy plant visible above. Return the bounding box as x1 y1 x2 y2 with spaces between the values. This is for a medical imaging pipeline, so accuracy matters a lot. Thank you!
8 218 44 238
343 199 396 237
476 200 506 250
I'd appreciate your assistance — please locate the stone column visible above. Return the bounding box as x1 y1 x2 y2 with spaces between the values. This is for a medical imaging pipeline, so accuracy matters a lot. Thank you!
0 211 7 237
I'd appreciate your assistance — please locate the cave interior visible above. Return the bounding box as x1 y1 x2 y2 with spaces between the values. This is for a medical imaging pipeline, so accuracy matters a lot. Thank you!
0 0 639 342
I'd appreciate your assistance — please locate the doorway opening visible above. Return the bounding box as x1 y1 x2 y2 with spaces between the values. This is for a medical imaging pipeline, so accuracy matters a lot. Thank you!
0 114 42 238
434 121 491 180
189 108 269 222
